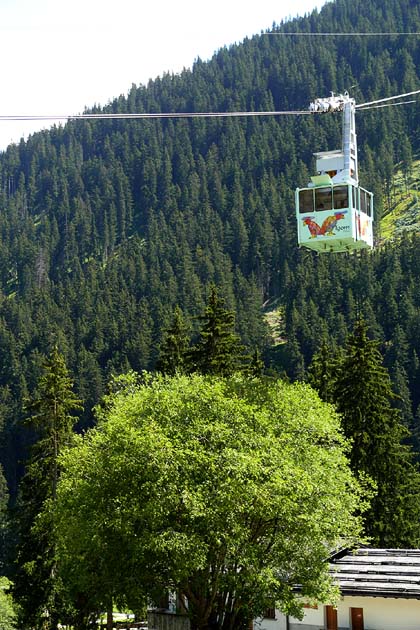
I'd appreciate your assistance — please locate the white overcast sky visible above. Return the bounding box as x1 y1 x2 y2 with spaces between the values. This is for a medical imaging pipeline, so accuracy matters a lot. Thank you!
0 0 327 151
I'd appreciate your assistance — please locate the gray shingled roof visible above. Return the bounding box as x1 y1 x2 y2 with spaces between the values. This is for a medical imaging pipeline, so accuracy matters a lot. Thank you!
329 548 420 599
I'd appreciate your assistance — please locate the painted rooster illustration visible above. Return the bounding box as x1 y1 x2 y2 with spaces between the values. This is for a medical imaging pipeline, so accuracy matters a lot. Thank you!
303 211 346 238
303 216 322 237
320 211 346 235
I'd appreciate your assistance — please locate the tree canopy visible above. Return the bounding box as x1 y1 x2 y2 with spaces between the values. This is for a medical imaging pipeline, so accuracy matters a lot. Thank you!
0 0 420 621
189 285 245 376
0 0 420 497
308 321 420 547
333 322 420 547
0 578 16 630
55 372 366 630
12 348 83 630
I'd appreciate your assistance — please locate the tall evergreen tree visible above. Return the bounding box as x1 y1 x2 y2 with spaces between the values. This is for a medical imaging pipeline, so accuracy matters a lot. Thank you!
307 340 338 404
333 321 420 547
156 306 190 375
13 347 83 630
190 286 245 376
246 348 265 378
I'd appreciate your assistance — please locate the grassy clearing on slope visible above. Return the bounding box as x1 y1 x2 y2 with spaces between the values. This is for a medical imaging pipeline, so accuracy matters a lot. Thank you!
263 302 287 346
380 160 420 242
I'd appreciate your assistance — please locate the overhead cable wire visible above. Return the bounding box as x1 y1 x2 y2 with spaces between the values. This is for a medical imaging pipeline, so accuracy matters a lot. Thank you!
264 31 420 36
1 89 419 123
356 88 420 109
357 100 417 111
0 110 312 122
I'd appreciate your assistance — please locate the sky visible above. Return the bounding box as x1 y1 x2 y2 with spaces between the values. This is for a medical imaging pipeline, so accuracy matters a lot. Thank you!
0 0 327 151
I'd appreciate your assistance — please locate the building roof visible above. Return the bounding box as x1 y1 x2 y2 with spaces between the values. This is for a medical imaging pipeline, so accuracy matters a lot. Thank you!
329 548 420 599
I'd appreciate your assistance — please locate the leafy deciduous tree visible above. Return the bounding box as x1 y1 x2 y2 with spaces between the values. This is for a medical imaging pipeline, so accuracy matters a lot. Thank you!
55 372 365 630
0 577 17 630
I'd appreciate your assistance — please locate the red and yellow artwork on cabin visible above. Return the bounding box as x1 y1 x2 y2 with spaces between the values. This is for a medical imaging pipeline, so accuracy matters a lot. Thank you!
357 213 369 238
303 216 323 237
302 212 347 238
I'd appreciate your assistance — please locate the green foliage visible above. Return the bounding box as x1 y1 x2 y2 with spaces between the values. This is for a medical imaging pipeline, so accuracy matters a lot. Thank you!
324 321 420 547
190 286 245 376
55 372 365 630
25 346 83 499
246 347 265 377
156 306 190 375
13 348 83 630
380 158 420 240
307 340 339 404
0 0 419 596
0 468 9 573
0 578 17 630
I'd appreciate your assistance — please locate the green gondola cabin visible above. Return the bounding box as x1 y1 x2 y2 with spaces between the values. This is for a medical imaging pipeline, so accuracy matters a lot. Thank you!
296 93 373 253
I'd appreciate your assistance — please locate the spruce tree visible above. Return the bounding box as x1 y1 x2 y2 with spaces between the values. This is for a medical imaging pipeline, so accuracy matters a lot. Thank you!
156 306 190 375
190 286 245 377
333 321 420 547
247 348 265 377
13 347 83 630
307 340 338 404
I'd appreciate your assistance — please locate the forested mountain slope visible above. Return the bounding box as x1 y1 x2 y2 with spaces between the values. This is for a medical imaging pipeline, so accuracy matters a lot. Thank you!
1 0 420 489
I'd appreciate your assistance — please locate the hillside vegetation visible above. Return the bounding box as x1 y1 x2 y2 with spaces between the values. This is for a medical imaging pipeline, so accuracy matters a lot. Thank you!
380 158 420 240
0 0 420 493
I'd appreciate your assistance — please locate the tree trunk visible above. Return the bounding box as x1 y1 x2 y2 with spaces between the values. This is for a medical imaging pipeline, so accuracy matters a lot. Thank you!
106 600 113 630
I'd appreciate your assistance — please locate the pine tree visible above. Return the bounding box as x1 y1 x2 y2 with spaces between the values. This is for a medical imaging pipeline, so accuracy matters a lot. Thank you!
333 321 420 547
190 286 245 376
13 347 83 630
247 348 265 378
307 340 338 404
156 306 190 375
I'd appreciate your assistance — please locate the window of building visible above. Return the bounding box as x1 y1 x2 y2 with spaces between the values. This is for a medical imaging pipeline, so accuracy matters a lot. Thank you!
352 186 357 210
315 187 333 211
263 607 276 619
365 192 372 217
299 189 314 214
333 185 349 209
360 189 367 214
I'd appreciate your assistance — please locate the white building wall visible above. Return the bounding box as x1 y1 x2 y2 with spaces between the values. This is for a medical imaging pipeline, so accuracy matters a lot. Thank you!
336 596 420 630
288 604 323 630
275 596 420 630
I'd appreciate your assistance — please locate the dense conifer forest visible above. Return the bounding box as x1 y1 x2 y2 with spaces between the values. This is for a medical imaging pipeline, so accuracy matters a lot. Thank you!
0 0 420 500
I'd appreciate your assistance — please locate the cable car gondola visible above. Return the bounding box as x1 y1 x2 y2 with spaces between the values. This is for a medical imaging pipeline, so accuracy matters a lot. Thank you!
296 92 373 253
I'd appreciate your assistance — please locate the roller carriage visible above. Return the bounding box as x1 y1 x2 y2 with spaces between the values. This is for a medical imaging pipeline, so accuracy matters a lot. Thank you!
296 92 373 253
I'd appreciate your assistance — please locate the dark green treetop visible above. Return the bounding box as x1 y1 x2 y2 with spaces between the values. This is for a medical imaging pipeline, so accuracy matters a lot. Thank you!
12 347 83 630
307 340 339 404
156 306 190 375
333 321 420 547
190 286 245 377
25 346 83 500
